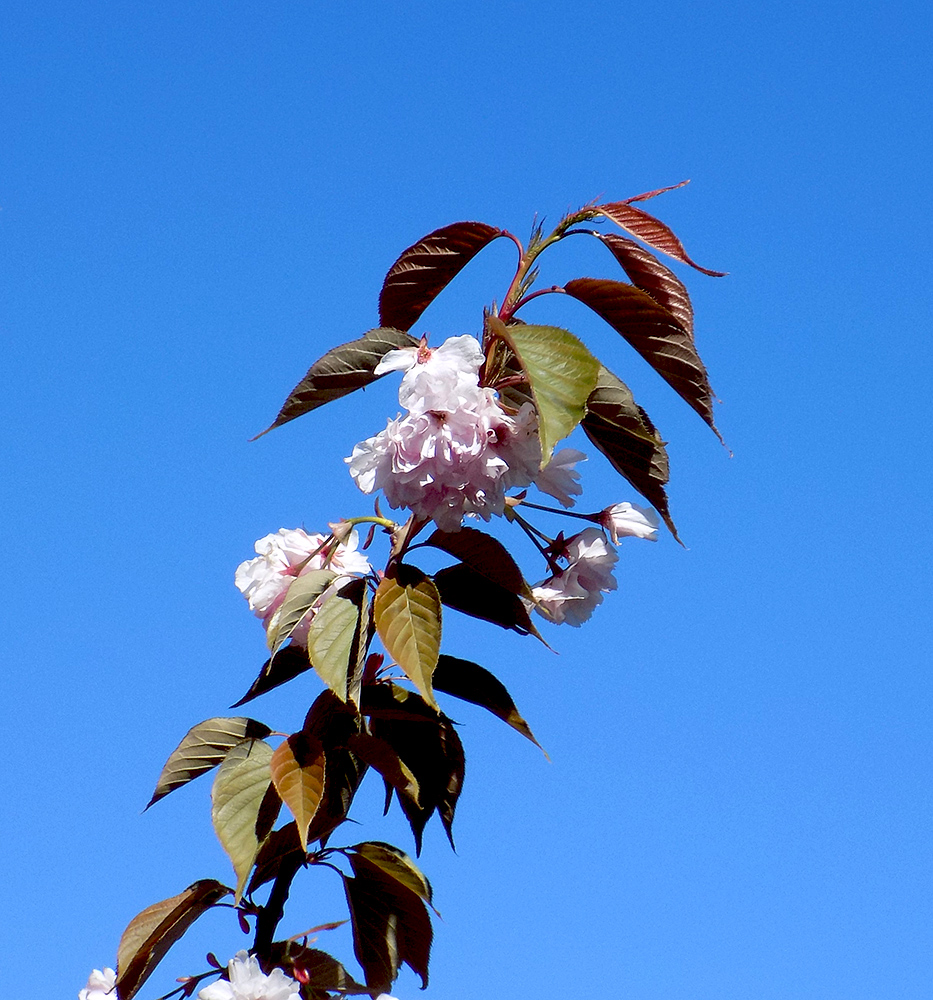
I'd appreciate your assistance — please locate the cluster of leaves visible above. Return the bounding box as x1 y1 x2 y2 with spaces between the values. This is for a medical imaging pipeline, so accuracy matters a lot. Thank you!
114 184 722 1000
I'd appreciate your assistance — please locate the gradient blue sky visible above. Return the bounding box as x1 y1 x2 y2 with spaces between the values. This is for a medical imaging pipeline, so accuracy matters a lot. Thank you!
4 2 932 998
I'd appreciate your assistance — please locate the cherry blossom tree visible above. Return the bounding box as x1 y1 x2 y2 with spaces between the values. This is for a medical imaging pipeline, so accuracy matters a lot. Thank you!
85 181 725 1000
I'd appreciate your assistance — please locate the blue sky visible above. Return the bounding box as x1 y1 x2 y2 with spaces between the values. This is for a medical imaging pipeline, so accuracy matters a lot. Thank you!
3 1 932 998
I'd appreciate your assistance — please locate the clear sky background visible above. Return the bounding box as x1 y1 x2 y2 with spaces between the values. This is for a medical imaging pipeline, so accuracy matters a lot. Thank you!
3 2 932 998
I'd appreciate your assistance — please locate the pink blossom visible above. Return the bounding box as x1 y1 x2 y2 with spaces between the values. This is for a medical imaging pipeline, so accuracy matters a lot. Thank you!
235 528 371 643
531 527 618 627
79 968 116 999
348 338 541 531
600 502 659 542
534 448 587 507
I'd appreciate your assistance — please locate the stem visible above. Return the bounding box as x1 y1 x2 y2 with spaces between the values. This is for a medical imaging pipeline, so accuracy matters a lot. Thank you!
497 209 599 324
511 284 565 314
343 515 397 532
514 499 598 523
252 851 305 956
509 509 563 575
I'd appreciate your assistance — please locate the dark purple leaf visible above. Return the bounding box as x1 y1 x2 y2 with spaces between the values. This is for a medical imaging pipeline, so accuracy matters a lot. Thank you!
433 563 541 639
425 526 531 597
595 199 727 276
379 221 503 331
231 645 312 708
344 853 433 991
564 277 721 439
433 654 544 752
581 364 679 542
596 233 694 338
253 327 418 438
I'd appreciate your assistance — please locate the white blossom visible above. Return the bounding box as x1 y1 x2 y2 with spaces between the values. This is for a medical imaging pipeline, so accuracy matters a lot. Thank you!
235 527 371 643
198 951 300 1000
534 448 587 507
600 502 660 542
376 334 486 413
531 527 618 626
348 336 541 532
79 968 116 1000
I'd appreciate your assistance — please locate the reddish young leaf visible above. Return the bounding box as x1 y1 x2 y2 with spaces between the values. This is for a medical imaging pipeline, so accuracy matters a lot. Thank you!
253 327 419 438
344 853 433 991
270 733 327 852
378 221 503 331
369 711 464 853
361 682 441 723
247 822 304 894
596 233 694 338
622 178 691 204
306 747 368 848
563 278 721 439
433 654 544 752
581 364 679 541
116 880 231 1000
298 691 368 847
595 200 727 276
269 942 369 995
347 732 420 804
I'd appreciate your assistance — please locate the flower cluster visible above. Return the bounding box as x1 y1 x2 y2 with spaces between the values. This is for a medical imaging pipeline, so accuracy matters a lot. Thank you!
347 335 541 532
197 952 300 1000
235 527 371 644
531 527 620 627
79 969 116 1000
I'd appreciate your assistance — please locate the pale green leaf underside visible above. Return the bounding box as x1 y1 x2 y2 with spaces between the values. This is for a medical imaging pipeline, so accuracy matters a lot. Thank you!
211 739 275 901
266 569 338 654
307 581 366 702
147 717 272 808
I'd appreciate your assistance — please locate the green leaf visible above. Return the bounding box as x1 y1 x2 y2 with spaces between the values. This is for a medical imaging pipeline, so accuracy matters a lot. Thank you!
564 277 721 439
595 195 727 276
343 854 433 992
489 317 600 462
379 221 502 331
425 526 531 597
210 738 278 901
346 733 420 805
433 654 545 753
348 841 435 907
307 577 368 702
231 645 313 708
266 569 338 655
581 364 679 541
146 717 273 808
270 733 327 852
253 327 419 438
374 564 442 711
433 562 542 639
115 880 231 1000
